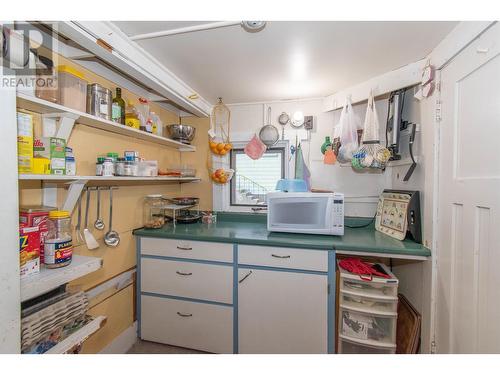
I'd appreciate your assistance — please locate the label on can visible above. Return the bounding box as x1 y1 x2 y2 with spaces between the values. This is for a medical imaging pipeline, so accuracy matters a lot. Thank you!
44 239 73 265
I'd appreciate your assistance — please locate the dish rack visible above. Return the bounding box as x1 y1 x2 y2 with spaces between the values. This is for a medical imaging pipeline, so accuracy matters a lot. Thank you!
337 260 399 354
162 203 201 227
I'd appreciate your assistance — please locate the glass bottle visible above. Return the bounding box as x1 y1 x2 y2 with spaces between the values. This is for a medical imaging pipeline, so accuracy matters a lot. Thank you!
112 87 126 124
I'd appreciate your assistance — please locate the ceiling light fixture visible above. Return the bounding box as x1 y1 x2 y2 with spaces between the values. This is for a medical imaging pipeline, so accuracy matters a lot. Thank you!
240 21 267 33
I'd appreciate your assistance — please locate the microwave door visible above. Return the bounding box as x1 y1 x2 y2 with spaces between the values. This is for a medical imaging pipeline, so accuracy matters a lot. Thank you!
269 198 329 231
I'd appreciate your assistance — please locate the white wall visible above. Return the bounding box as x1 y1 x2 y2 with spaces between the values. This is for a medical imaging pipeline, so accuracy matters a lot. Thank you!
0 59 21 353
228 98 394 217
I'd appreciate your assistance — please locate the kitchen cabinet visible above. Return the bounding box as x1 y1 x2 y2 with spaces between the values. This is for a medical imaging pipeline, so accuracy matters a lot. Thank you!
136 237 334 354
238 267 328 353
138 237 234 353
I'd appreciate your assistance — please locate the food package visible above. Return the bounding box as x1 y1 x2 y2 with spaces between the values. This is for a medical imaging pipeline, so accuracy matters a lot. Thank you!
17 112 34 173
20 206 52 263
33 137 66 175
20 226 41 279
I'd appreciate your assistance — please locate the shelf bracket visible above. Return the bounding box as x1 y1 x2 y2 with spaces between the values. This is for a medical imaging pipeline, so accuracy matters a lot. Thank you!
62 180 88 213
42 179 88 214
42 112 80 142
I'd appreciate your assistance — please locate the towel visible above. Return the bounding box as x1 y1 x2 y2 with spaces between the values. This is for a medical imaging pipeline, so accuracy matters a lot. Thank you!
294 143 311 191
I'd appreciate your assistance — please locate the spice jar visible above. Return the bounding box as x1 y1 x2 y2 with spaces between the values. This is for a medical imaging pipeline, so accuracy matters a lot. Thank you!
116 158 126 176
44 210 73 268
96 157 105 176
143 195 165 228
102 157 114 176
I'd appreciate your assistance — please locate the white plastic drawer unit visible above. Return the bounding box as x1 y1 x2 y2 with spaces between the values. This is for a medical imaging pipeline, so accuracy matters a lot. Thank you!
340 292 398 315
139 237 233 263
338 337 396 354
339 307 397 346
238 244 328 272
141 258 233 304
141 295 233 354
340 276 398 300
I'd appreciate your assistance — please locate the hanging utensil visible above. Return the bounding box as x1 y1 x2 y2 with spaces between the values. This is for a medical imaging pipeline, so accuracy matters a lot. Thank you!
259 106 279 147
94 187 105 230
83 188 99 250
278 112 289 140
75 195 84 245
104 187 120 247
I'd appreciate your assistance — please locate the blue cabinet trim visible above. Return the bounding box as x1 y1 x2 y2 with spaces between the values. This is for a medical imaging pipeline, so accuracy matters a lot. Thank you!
233 244 239 354
327 251 336 354
136 236 142 339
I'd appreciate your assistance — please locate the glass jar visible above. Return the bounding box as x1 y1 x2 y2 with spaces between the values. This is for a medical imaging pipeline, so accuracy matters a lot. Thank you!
143 195 165 228
44 210 73 268
116 158 126 176
96 157 105 176
102 157 114 176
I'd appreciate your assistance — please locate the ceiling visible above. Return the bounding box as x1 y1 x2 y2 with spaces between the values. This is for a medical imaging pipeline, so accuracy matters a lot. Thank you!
113 21 458 104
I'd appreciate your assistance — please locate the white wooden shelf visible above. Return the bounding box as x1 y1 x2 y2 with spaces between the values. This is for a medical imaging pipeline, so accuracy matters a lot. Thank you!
16 93 196 152
19 174 201 183
45 315 107 354
21 255 103 302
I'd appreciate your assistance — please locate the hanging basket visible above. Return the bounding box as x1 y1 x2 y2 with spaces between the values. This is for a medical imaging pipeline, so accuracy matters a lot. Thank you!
206 148 234 185
209 97 233 156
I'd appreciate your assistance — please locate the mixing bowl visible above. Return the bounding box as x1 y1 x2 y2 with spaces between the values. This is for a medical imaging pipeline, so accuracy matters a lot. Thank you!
166 124 196 144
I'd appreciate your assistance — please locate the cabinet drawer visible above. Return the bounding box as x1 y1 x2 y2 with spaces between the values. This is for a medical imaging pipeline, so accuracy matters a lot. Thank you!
238 245 328 272
140 238 233 262
141 258 233 304
141 295 233 353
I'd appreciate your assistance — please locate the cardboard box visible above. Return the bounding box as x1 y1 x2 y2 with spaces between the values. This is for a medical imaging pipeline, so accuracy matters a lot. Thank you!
20 206 53 263
20 226 41 279
17 112 34 173
33 137 66 175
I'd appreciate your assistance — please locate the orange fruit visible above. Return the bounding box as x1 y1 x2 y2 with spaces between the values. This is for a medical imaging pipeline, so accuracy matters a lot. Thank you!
219 149 227 156
224 143 232 151
216 143 225 152
209 140 217 148
219 176 228 184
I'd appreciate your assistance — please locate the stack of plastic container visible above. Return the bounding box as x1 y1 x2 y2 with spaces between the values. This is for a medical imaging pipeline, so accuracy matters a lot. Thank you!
337 260 399 354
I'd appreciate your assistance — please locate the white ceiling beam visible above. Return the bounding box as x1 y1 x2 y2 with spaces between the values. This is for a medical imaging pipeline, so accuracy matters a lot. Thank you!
129 21 241 41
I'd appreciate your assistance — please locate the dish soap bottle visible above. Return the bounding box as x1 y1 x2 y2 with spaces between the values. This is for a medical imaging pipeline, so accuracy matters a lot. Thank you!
125 101 140 129
112 87 126 124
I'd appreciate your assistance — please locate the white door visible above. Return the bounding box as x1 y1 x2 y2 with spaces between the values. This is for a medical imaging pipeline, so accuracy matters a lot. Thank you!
436 22 500 353
238 268 328 353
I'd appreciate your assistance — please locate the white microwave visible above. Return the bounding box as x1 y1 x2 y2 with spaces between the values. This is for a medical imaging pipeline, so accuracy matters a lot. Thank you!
267 192 344 236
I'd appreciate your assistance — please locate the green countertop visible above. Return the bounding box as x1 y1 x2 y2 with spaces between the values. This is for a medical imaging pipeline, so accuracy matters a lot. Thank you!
133 213 430 258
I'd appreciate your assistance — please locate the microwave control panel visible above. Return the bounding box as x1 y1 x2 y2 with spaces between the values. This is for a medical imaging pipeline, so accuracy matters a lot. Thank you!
332 193 344 235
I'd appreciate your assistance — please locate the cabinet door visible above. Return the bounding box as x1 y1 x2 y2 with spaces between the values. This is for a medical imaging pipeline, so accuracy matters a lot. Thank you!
238 268 328 353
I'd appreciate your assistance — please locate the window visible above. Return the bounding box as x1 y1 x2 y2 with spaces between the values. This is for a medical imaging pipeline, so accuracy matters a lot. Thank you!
230 147 285 206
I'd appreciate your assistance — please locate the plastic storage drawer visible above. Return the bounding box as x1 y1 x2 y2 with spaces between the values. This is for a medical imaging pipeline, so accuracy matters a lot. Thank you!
340 307 397 345
340 277 398 299
340 292 398 315
339 337 395 354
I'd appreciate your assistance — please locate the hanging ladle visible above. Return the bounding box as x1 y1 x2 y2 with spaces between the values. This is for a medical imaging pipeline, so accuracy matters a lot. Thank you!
94 187 105 230
104 187 120 247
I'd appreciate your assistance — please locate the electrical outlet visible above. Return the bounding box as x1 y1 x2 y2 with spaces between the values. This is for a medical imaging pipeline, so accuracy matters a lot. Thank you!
304 116 313 130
